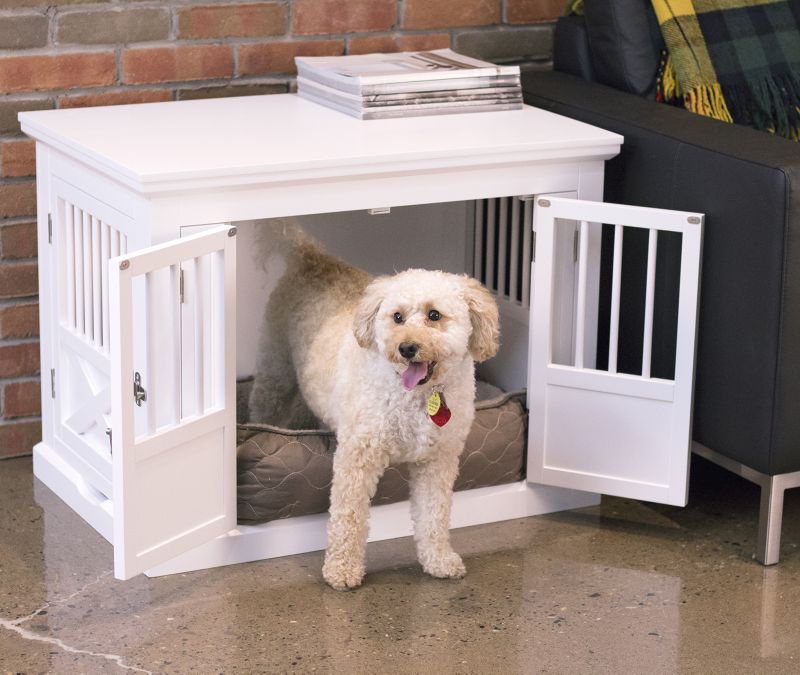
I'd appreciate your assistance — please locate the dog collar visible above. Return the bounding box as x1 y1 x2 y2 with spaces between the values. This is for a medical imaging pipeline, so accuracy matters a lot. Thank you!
426 391 451 427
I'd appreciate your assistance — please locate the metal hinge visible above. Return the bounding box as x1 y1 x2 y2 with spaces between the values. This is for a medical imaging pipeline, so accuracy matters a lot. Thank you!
531 231 536 262
105 427 112 455
47 214 52 244
133 371 147 406
180 269 185 303
368 207 391 215
50 368 55 398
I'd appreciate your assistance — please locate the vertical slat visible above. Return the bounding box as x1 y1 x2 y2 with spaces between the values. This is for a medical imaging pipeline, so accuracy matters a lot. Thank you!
101 223 110 351
608 224 624 374
574 220 589 369
521 199 533 307
509 197 520 303
486 198 496 292
111 227 120 260
212 250 225 409
170 263 182 424
145 270 158 435
65 203 76 329
121 233 128 255
193 256 205 416
473 201 484 281
92 216 102 347
641 228 658 378
82 210 93 340
497 197 508 297
74 208 85 335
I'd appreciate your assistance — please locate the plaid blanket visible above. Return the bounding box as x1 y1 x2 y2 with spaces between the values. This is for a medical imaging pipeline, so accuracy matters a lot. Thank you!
652 0 800 140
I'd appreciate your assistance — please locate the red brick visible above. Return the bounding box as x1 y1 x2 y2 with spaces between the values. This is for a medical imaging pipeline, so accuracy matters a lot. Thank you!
0 263 38 299
0 342 40 378
507 0 563 23
0 303 39 339
0 222 37 259
293 0 395 35
239 40 344 76
0 420 41 459
0 52 116 93
178 3 287 39
3 380 40 418
403 0 500 29
1 140 36 178
59 89 173 109
122 45 234 85
349 33 451 55
0 182 36 219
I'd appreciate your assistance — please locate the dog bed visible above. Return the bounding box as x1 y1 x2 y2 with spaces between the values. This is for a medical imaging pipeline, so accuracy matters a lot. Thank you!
235 379 527 524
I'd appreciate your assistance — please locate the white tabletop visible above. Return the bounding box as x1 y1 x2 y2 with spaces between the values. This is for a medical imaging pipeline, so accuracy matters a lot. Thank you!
20 93 622 191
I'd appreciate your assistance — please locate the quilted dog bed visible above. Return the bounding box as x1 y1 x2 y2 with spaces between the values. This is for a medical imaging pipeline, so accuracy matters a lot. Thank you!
235 379 527 524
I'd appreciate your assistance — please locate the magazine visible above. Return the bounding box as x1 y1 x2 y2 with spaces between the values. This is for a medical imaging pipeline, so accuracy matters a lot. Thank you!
297 76 522 107
298 89 523 120
295 49 520 94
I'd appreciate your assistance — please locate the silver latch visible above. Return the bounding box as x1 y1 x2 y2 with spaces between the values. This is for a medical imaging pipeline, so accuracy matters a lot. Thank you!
368 207 391 215
133 372 147 406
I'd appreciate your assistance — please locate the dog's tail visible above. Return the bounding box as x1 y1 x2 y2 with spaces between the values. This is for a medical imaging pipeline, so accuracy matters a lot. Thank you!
253 218 318 272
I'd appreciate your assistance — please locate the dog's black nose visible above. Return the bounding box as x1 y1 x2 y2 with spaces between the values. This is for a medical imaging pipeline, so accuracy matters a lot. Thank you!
399 342 419 359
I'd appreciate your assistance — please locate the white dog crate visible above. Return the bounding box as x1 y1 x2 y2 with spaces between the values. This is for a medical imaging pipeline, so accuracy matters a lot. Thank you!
20 95 702 580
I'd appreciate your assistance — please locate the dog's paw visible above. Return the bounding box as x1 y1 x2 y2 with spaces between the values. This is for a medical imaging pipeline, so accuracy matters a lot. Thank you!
422 551 466 580
322 556 365 591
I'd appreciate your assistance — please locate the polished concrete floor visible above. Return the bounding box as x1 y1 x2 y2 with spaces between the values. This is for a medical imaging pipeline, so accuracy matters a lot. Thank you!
2 456 800 674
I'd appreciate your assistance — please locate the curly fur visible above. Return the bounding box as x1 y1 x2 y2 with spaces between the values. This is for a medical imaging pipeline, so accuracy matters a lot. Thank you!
248 221 500 590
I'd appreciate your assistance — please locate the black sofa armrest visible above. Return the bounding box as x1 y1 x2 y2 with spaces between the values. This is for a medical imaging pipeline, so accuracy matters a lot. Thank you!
522 70 800 475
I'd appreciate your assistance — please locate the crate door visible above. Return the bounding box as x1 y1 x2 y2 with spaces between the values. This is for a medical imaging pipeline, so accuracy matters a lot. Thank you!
109 225 237 579
528 197 702 506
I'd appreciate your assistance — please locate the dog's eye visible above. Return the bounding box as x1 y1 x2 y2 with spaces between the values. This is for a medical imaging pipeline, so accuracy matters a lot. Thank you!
393 312 403 324
428 309 441 321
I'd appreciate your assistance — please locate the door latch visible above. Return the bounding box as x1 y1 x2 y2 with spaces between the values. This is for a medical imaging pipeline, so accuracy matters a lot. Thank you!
133 372 147 406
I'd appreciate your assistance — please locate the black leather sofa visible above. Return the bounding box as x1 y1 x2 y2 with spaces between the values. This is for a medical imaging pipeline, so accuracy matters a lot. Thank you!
521 4 800 564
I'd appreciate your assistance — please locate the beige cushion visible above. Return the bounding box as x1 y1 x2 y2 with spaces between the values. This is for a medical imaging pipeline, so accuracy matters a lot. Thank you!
236 390 527 524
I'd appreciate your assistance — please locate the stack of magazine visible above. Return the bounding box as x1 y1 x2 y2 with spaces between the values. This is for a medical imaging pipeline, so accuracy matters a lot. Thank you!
295 49 522 120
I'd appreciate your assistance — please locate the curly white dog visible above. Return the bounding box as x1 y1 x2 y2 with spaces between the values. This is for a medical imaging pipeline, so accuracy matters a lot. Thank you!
249 223 499 590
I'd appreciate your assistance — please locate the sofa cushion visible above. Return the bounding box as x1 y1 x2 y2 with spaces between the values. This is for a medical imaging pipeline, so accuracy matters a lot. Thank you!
583 0 664 97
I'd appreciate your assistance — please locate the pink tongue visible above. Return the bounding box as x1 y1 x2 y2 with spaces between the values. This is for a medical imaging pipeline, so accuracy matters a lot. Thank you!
401 361 429 390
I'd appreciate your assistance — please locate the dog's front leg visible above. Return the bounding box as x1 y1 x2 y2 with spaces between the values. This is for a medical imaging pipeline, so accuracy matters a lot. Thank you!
408 449 466 580
322 440 387 591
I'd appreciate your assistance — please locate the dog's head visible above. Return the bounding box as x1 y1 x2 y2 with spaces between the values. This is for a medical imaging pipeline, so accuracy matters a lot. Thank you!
353 270 500 390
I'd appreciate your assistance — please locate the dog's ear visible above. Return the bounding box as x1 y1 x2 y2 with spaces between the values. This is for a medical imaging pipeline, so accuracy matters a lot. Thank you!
353 278 388 349
463 276 500 362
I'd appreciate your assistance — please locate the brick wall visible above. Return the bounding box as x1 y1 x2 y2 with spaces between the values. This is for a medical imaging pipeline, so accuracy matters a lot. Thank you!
0 0 562 460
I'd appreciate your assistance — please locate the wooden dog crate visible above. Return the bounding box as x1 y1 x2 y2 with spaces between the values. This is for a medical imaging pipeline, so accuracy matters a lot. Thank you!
20 95 702 579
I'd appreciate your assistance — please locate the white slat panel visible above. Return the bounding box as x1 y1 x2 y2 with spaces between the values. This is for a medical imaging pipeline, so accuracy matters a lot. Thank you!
574 220 589 369
642 228 658 378
65 203 76 329
608 224 623 374
82 210 93 340
74 208 85 335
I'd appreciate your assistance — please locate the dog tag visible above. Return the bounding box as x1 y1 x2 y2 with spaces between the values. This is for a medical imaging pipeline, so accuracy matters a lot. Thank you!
427 392 442 416
428 392 451 427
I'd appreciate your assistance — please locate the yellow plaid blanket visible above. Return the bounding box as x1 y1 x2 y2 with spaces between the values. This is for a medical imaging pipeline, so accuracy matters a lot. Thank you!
565 0 800 139
652 0 800 139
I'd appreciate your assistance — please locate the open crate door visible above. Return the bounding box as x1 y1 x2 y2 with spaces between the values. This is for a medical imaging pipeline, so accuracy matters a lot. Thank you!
528 197 703 506
109 225 237 579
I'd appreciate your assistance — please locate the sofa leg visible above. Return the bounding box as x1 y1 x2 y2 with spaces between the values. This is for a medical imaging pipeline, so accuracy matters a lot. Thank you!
757 476 784 566
692 442 800 566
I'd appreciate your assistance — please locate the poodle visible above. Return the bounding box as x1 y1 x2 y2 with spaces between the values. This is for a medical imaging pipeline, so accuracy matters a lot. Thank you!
248 221 500 590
